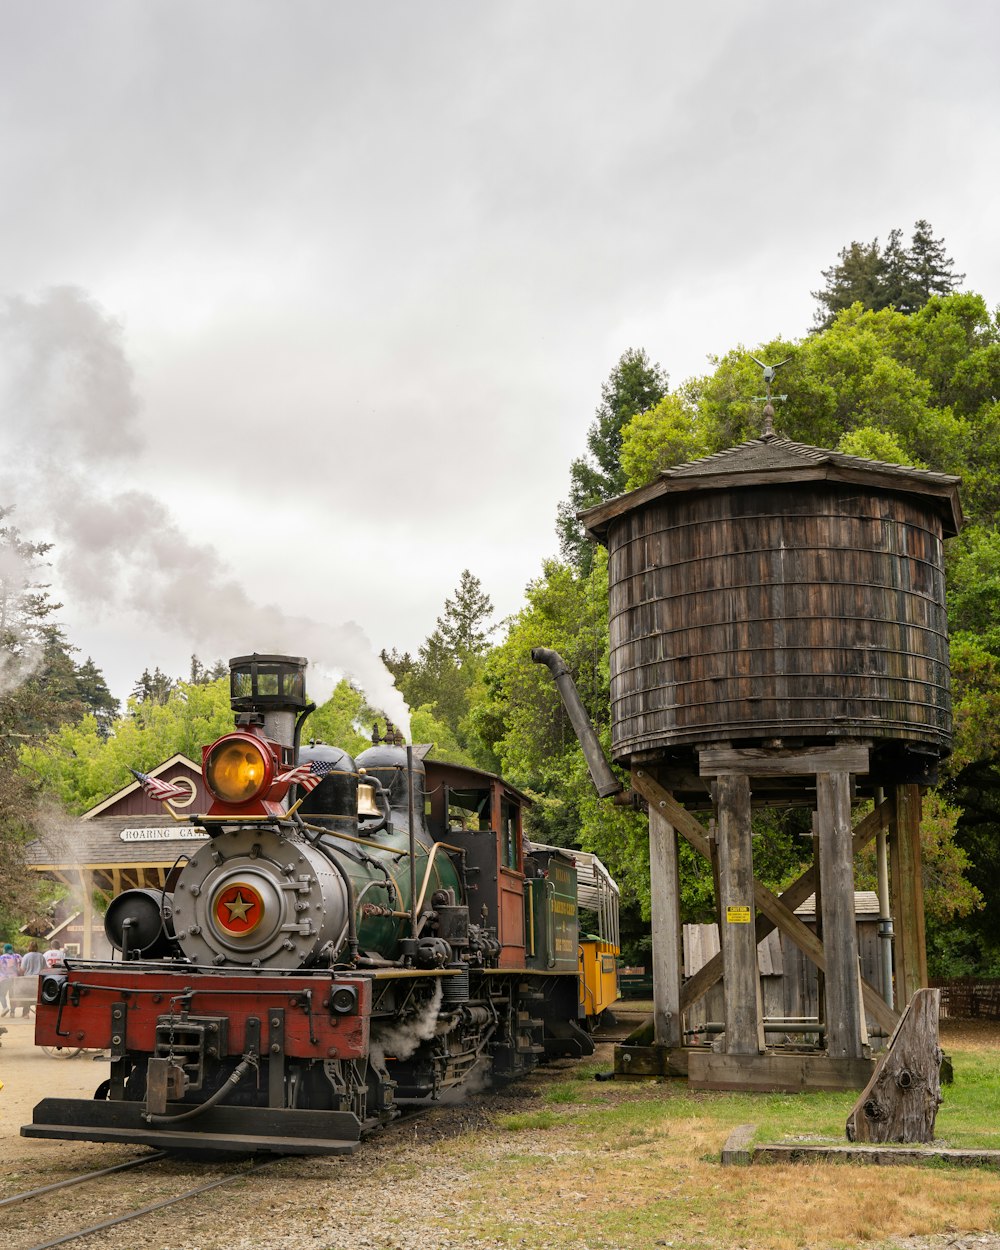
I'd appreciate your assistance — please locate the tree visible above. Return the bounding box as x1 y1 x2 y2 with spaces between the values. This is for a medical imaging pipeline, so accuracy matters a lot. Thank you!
21 678 235 815
131 666 175 707
557 348 668 570
620 391 712 491
812 221 964 328
0 514 112 925
74 657 118 735
436 570 494 658
906 218 965 308
189 655 228 685
812 239 884 330
305 679 378 759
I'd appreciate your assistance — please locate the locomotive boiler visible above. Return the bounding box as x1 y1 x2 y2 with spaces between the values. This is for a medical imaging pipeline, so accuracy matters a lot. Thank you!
23 653 619 1156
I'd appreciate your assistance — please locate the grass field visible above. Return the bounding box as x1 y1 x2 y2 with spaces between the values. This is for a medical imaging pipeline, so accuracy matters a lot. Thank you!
428 1021 1000 1250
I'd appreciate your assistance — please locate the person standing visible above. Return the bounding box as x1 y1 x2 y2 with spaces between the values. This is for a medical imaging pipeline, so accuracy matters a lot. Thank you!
0 942 21 1016
43 939 66 969
19 940 46 1017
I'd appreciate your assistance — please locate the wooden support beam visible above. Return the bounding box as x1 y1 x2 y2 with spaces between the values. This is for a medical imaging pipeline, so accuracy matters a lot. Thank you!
698 744 871 778
816 772 865 1059
715 774 763 1054
78 868 94 960
890 784 928 1005
631 770 897 1035
648 803 683 1047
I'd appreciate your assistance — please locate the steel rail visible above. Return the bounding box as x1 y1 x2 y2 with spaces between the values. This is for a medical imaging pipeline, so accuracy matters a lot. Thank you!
19 1158 278 1250
0 1152 167 1209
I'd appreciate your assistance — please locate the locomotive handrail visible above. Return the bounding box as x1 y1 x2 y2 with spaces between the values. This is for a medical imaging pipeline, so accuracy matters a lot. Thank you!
413 839 467 933
297 820 412 856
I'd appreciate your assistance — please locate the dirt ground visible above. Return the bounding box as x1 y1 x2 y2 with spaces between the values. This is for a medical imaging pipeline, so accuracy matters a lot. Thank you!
1 1012 997 1250
2 1012 998 1161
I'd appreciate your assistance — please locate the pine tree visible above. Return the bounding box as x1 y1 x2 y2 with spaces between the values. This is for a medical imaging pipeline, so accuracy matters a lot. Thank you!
812 221 964 328
558 349 668 570
811 239 884 329
437 570 494 659
131 666 174 706
189 655 227 685
906 218 965 307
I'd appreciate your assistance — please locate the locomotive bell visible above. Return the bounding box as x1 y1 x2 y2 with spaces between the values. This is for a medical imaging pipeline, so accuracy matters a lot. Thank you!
228 653 309 750
357 780 381 818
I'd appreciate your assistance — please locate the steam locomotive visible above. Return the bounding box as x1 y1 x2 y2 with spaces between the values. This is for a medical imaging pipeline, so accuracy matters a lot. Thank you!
23 654 619 1156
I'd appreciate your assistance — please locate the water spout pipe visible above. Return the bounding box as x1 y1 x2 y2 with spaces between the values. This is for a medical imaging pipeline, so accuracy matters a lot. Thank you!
530 648 622 798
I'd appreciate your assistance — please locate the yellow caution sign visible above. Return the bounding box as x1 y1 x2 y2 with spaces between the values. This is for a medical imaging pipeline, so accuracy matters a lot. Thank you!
726 905 752 924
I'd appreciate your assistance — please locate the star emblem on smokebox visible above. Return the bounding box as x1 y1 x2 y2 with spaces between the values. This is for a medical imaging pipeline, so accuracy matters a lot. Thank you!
225 892 253 922
213 882 263 935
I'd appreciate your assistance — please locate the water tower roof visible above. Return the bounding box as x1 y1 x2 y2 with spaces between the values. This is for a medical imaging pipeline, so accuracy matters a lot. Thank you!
580 433 963 541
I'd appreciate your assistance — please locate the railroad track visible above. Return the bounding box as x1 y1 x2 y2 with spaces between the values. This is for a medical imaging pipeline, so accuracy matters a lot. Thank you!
1 1151 279 1250
2 1101 444 1250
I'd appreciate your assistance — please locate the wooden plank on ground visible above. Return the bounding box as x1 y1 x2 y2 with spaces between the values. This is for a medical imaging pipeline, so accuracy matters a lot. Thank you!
721 1124 757 1166
752 1144 1000 1169
688 1050 875 1093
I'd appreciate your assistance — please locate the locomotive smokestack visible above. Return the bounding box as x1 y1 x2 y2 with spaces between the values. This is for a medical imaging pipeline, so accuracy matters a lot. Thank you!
531 648 622 798
228 653 311 750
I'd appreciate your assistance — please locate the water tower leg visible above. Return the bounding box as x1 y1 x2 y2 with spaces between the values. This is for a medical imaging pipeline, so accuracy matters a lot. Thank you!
648 804 683 1048
889 783 928 1005
816 771 865 1059
715 774 763 1054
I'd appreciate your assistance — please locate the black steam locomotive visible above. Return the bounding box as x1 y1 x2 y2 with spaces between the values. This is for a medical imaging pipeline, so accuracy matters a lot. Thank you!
23 654 619 1156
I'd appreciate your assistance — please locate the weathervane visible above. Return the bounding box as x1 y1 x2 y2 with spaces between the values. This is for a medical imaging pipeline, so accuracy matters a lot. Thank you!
749 354 790 437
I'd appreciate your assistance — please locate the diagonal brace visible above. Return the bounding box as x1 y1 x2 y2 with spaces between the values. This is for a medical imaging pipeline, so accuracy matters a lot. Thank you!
630 769 898 1036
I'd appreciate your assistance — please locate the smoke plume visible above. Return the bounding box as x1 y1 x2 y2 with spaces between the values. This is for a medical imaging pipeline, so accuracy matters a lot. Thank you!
0 287 410 731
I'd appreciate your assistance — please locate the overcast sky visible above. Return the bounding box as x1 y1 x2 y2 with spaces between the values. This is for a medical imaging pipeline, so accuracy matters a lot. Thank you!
1 0 997 713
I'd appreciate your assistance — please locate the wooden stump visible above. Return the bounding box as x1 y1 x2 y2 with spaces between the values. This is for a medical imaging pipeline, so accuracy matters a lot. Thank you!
846 988 942 1143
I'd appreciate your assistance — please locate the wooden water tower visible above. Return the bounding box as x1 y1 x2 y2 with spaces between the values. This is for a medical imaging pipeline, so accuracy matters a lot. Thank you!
580 420 962 1089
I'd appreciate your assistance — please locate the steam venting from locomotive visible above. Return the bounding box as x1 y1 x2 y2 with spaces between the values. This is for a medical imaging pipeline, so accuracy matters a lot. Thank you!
0 287 408 728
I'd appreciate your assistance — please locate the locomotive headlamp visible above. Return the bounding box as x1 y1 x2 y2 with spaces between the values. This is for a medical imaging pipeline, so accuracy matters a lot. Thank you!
204 734 274 805
330 985 358 1014
40 972 67 1005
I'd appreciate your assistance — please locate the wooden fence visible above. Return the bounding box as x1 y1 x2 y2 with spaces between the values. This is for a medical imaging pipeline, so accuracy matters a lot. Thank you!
931 978 1000 1019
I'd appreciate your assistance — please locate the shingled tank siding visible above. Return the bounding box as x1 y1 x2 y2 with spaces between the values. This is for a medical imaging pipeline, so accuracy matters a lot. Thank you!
606 483 951 760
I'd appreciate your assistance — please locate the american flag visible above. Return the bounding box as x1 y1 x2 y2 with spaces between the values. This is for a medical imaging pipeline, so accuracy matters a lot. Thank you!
129 768 190 803
275 759 339 794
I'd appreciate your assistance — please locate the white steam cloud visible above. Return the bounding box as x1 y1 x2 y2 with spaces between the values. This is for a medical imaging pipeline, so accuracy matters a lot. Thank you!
0 286 410 732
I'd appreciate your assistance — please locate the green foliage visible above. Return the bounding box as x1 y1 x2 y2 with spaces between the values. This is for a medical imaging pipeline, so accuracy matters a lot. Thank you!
436 569 494 658
812 219 964 329
382 571 497 765
521 292 1000 975
558 348 668 570
471 553 613 849
305 679 377 759
836 425 923 466
20 678 234 815
0 512 118 926
130 665 175 706
619 391 711 491
947 530 1000 647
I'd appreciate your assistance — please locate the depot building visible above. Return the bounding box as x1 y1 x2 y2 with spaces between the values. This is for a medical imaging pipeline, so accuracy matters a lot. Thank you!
25 755 210 957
